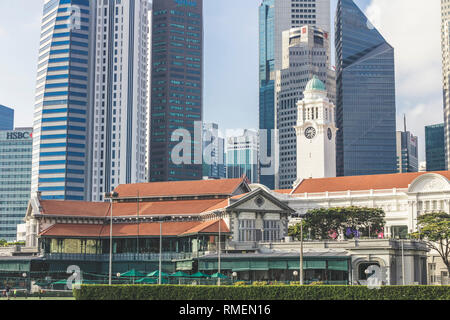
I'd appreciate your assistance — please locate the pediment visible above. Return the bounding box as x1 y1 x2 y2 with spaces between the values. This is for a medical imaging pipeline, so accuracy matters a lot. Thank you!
408 173 450 193
229 188 294 213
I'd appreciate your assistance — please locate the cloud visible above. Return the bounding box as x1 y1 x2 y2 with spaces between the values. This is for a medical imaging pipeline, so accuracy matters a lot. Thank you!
365 0 443 160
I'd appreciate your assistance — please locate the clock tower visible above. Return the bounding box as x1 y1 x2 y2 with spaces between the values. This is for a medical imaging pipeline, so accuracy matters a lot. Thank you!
294 76 337 184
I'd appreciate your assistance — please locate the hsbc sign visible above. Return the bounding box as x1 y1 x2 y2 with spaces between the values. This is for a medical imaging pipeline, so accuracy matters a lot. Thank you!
6 132 32 140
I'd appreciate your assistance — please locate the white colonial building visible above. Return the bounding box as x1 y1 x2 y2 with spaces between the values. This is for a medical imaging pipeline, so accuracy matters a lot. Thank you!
294 76 337 182
268 170 450 285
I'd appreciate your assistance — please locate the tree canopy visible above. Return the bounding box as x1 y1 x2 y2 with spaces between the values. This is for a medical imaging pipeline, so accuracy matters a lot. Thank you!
289 207 386 241
411 212 450 274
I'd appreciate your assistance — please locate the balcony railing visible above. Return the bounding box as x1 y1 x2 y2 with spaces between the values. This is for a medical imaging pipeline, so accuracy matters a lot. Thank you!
44 252 200 262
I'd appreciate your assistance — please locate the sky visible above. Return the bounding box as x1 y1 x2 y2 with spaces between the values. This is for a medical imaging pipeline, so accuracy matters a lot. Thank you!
0 0 442 162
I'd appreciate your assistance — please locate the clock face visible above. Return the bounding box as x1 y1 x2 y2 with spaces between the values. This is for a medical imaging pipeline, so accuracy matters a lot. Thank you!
327 128 332 140
305 127 316 139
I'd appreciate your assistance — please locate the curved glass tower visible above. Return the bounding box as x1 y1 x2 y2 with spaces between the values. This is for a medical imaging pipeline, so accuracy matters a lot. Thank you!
32 0 92 200
335 0 397 177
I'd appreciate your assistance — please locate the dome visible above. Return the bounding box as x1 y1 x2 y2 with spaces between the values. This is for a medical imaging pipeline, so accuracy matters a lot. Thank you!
305 75 326 92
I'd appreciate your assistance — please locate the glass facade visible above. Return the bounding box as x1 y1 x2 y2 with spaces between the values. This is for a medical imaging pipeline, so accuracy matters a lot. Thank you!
396 131 418 173
425 123 446 171
226 130 259 184
335 0 397 177
32 0 92 201
259 0 275 189
0 105 14 131
0 129 32 241
150 0 204 182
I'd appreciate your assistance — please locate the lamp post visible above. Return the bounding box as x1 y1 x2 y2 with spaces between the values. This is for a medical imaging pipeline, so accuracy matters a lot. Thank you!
401 239 405 285
22 273 27 296
293 270 298 283
218 214 221 287
232 272 237 283
296 212 306 285
159 219 163 285
105 191 119 285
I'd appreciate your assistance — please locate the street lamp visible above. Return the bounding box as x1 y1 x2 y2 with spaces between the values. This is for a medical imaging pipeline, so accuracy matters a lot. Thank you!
296 212 307 285
232 272 237 283
218 213 221 287
293 270 298 282
105 191 119 285
159 219 163 285
22 273 27 296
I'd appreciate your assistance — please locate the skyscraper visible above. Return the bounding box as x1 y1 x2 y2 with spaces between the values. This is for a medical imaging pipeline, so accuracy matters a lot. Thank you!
275 26 334 189
149 0 203 182
202 123 226 180
396 132 418 173
0 128 32 241
90 0 150 201
0 105 14 131
226 130 259 184
426 123 446 172
32 0 93 201
335 0 397 177
259 0 330 189
441 0 450 170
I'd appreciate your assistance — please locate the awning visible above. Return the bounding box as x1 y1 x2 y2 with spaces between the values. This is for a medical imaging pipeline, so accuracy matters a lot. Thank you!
327 260 348 271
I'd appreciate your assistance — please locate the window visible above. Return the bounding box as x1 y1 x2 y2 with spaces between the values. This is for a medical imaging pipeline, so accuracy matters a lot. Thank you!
263 220 280 241
239 219 256 242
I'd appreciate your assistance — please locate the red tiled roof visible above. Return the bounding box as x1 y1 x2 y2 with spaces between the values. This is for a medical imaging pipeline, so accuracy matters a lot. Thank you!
40 221 203 237
113 178 246 198
113 199 229 217
182 219 230 236
38 198 231 218
39 200 110 217
290 171 450 194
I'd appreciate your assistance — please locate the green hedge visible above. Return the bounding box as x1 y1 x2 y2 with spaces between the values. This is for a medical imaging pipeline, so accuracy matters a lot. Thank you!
74 285 450 300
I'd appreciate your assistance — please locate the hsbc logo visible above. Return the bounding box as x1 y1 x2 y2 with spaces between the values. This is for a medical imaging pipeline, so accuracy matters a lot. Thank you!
6 132 32 140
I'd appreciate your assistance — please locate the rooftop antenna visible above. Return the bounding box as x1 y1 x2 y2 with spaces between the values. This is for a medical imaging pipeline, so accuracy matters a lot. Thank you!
404 114 407 133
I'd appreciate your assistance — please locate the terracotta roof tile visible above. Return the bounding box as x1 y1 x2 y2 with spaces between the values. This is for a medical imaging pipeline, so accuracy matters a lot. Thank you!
39 201 110 217
113 199 228 217
181 219 230 236
40 221 203 237
113 178 245 198
291 171 450 194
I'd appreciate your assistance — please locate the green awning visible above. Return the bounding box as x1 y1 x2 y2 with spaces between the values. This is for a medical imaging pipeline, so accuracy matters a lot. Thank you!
231 261 250 272
288 260 327 270
249 261 269 271
327 260 349 271
269 261 287 270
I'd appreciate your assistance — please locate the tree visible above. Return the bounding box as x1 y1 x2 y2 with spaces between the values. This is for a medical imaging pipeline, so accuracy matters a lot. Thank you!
411 212 450 274
288 207 386 240
0 239 7 247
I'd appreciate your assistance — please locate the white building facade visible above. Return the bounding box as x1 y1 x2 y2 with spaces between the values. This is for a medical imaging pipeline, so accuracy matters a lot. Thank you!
91 0 150 201
271 171 450 285
294 76 337 181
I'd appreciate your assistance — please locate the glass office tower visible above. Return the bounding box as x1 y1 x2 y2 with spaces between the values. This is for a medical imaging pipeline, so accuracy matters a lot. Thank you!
149 0 203 182
0 105 14 131
32 0 92 200
426 123 446 172
259 0 275 189
335 0 397 177
259 0 330 189
0 128 32 241
226 130 259 184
